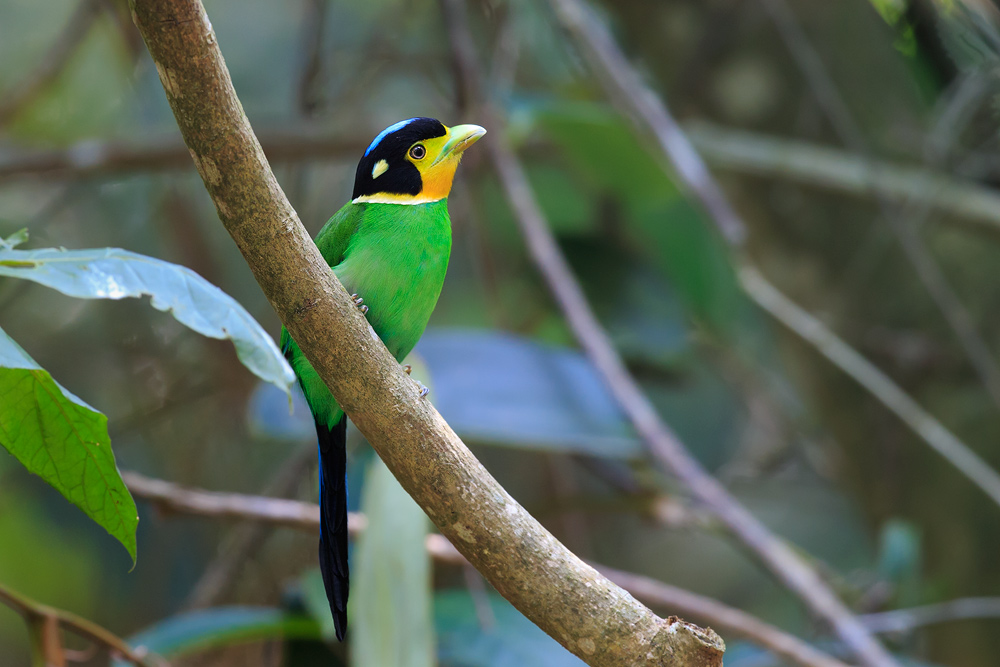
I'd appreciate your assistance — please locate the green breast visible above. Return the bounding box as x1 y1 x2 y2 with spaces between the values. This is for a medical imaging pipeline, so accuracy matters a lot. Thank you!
334 200 452 361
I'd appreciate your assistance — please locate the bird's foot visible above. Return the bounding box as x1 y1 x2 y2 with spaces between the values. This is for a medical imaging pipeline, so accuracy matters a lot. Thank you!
402 364 412 375
414 379 429 398
350 293 368 314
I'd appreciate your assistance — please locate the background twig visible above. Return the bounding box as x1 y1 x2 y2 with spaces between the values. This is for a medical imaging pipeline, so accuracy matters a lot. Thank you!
759 0 1000 410
0 585 159 667
540 0 903 665
123 470 849 667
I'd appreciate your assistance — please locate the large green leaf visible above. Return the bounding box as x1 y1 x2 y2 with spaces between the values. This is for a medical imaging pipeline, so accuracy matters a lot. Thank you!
0 246 294 395
112 607 321 667
0 325 137 561
351 455 435 666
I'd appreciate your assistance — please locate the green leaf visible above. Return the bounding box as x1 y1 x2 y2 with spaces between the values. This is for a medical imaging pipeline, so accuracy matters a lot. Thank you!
351 456 435 667
112 607 321 667
1 228 28 249
530 102 679 203
0 325 138 561
435 590 585 666
527 101 746 333
0 247 294 396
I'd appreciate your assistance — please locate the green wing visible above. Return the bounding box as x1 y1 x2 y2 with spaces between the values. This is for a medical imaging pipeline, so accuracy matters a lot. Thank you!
279 202 365 429
279 203 362 352
316 202 364 268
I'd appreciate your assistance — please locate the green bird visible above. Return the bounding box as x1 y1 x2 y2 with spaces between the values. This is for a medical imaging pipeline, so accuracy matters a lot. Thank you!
280 118 486 640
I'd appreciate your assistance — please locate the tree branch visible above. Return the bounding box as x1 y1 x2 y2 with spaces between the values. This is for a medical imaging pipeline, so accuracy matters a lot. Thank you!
0 584 158 667
183 444 316 609
859 597 1000 633
126 1 722 665
737 265 1000 507
540 1 900 666
123 470 848 667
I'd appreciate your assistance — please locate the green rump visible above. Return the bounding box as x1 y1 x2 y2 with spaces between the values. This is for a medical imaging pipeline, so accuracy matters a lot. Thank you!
280 199 452 429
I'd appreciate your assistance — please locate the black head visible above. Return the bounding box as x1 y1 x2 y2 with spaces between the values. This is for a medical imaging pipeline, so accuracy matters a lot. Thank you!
352 118 447 200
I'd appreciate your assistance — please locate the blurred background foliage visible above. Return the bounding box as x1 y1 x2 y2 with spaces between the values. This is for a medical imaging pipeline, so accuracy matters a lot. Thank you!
2 0 1000 665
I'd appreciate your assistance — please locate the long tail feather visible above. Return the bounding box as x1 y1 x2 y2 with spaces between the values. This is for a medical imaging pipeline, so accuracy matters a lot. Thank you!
317 415 349 641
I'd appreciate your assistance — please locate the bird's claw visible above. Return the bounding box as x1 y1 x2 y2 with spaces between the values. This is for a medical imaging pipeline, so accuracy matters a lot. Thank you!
415 379 429 398
402 364 412 375
350 293 368 314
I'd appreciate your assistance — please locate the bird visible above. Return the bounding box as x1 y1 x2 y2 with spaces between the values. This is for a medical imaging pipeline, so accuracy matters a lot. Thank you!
280 117 486 641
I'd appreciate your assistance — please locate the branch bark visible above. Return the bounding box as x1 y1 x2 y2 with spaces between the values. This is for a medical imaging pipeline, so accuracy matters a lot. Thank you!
127 1 723 665
123 470 848 667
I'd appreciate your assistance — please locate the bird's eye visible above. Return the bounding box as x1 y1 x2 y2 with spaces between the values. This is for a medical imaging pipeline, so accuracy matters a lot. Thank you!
409 144 426 160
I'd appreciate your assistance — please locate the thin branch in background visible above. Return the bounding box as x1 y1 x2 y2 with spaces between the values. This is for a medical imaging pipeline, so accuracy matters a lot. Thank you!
462 564 498 631
122 470 322 533
535 0 1000 525
296 0 329 116
598 567 849 667
542 0 1000 632
684 122 1000 238
738 264 1000 509
0 132 364 182
181 444 316 609
8 122 1000 244
0 584 161 667
285 0 332 218
519 1 898 666
859 597 1000 634
0 0 103 128
758 0 1000 409
123 470 850 667
645 129 1000 511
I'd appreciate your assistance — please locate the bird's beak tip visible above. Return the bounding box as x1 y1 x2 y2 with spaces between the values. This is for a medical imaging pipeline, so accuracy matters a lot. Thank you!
447 124 487 155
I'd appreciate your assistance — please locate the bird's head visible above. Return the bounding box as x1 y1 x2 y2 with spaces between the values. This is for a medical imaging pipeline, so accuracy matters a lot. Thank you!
352 117 486 204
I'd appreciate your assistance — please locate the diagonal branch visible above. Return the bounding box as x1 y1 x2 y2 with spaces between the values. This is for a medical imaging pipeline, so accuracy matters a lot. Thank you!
738 264 1000 507
528 1 901 666
542 0 1000 512
758 0 1000 412
123 469 849 667
127 1 722 665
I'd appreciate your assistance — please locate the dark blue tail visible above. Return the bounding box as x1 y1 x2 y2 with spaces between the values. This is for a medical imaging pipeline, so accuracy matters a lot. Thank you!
317 415 349 641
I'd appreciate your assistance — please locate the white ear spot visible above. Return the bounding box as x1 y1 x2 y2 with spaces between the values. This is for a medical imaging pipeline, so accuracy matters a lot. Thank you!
372 159 389 179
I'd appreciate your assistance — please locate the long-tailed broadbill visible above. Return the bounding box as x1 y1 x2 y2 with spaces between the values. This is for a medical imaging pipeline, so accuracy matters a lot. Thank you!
280 118 486 640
